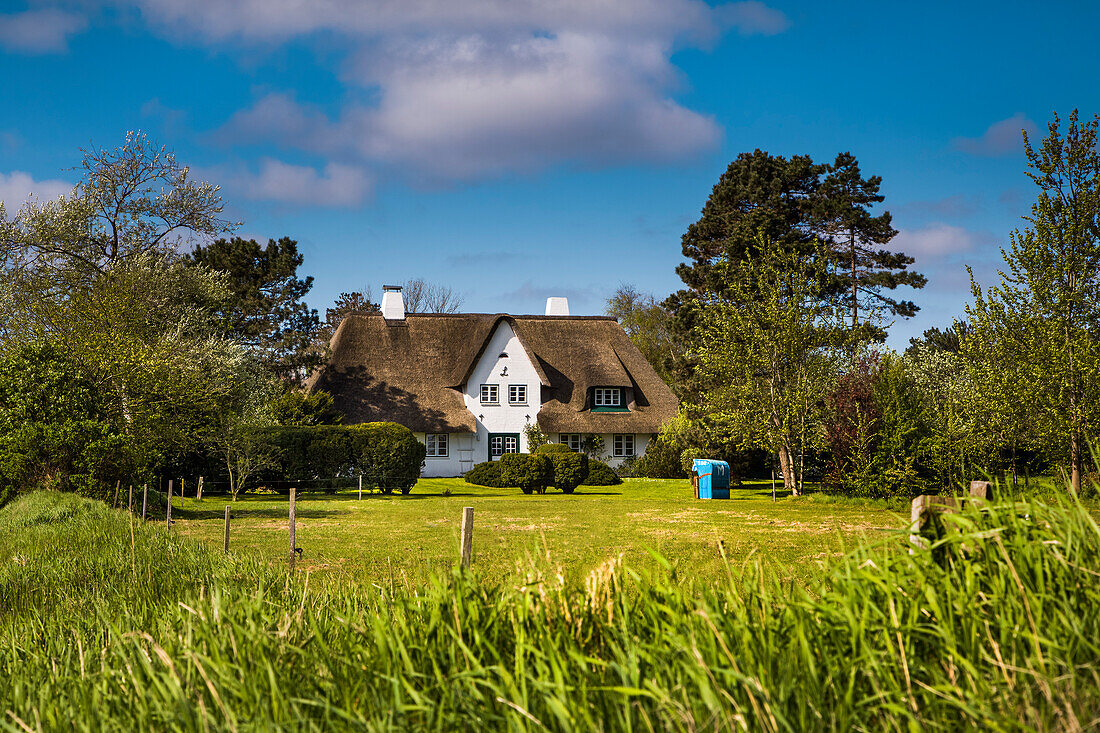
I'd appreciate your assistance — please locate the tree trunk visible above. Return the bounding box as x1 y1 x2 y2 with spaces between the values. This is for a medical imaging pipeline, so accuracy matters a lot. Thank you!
778 445 797 496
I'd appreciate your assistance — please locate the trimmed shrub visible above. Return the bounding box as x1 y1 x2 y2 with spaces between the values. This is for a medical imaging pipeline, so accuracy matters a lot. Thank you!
582 460 622 486
464 461 506 488
535 443 589 494
624 438 688 479
499 453 553 495
253 422 425 495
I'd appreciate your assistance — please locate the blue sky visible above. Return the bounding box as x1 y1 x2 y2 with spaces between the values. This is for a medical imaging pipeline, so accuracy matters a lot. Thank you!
1 0 1098 348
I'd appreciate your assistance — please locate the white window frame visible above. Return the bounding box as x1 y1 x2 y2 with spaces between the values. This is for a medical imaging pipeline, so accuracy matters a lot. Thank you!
480 384 499 404
490 435 503 457
425 434 449 457
559 434 582 451
613 434 635 457
504 436 519 454
508 384 527 405
594 387 622 407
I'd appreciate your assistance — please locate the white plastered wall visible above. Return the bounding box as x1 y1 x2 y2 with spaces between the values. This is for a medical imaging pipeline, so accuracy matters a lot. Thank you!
550 433 653 468
462 321 542 463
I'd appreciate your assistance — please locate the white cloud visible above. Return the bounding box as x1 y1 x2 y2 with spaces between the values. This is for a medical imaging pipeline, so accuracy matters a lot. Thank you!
230 158 373 207
122 0 785 184
716 1 789 35
0 171 72 209
892 223 984 258
213 31 721 183
0 9 87 53
125 0 756 43
952 113 1038 157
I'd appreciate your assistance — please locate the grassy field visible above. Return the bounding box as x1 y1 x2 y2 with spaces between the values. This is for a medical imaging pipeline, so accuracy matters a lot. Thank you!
4 489 1100 729
172 478 908 585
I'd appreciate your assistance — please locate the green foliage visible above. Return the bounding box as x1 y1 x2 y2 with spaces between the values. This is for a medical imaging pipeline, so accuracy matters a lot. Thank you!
463 460 506 488
581 460 622 486
535 443 589 493
499 453 553 495
966 110 1100 494
316 290 380 346
815 151 924 332
188 236 321 383
270 389 343 426
582 433 605 460
605 284 679 383
252 423 425 495
522 422 549 451
692 237 855 494
7 491 1100 729
622 434 688 479
0 343 155 502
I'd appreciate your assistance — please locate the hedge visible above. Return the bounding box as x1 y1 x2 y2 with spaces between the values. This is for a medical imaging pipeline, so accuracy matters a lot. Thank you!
582 460 622 486
499 453 553 495
253 423 425 495
534 443 589 494
464 461 506 488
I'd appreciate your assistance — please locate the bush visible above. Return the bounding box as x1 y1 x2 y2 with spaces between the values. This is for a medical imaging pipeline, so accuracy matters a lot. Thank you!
582 460 622 486
499 453 553 495
535 444 589 493
252 422 425 495
464 461 506 488
618 438 688 479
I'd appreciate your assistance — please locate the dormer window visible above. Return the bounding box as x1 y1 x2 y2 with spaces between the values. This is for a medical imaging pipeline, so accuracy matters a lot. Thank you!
593 387 625 410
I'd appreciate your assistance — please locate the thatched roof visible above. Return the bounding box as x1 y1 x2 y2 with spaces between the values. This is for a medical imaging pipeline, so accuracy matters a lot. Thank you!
308 313 678 434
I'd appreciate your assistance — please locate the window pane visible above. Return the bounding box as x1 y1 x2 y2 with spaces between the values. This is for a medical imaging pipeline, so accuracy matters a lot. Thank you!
490 436 503 456
438 434 448 454
505 437 518 453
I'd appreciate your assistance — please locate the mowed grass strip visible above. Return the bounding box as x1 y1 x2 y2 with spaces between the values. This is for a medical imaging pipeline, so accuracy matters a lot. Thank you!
172 478 907 584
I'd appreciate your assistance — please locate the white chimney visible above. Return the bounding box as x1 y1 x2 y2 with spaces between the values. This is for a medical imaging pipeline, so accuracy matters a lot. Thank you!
545 297 569 316
382 285 406 320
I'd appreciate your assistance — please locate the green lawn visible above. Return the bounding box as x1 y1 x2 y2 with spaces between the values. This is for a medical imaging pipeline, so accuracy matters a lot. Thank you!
173 478 908 585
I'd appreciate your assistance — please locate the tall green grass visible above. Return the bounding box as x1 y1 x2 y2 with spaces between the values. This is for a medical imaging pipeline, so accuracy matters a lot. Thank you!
2 489 1099 730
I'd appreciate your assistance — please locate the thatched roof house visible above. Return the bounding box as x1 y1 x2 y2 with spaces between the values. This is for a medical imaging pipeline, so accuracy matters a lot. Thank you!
308 288 678 477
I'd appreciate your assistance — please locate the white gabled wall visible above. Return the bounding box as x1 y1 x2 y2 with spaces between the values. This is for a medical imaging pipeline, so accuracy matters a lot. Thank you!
463 321 541 462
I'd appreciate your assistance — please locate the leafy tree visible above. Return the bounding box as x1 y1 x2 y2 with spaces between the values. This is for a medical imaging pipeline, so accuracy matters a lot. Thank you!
815 152 925 345
188 236 321 382
605 284 678 384
905 321 971 357
0 131 234 338
965 110 1100 494
0 135 257 497
666 149 921 393
665 151 823 390
691 237 854 495
316 289 380 345
270 389 343 426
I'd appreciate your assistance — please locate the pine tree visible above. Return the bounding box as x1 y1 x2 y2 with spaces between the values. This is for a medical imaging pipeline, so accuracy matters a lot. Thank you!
815 152 926 346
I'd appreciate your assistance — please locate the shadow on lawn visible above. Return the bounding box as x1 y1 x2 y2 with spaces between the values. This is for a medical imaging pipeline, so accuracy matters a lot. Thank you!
173 505 345 520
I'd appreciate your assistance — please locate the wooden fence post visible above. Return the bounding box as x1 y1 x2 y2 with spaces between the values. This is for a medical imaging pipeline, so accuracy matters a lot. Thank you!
910 495 960 551
166 479 173 534
969 480 992 503
197 476 203 501
358 474 363 500
460 506 474 569
127 484 133 512
112 480 121 508
181 477 185 498
141 484 148 521
223 505 231 554
289 487 297 572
